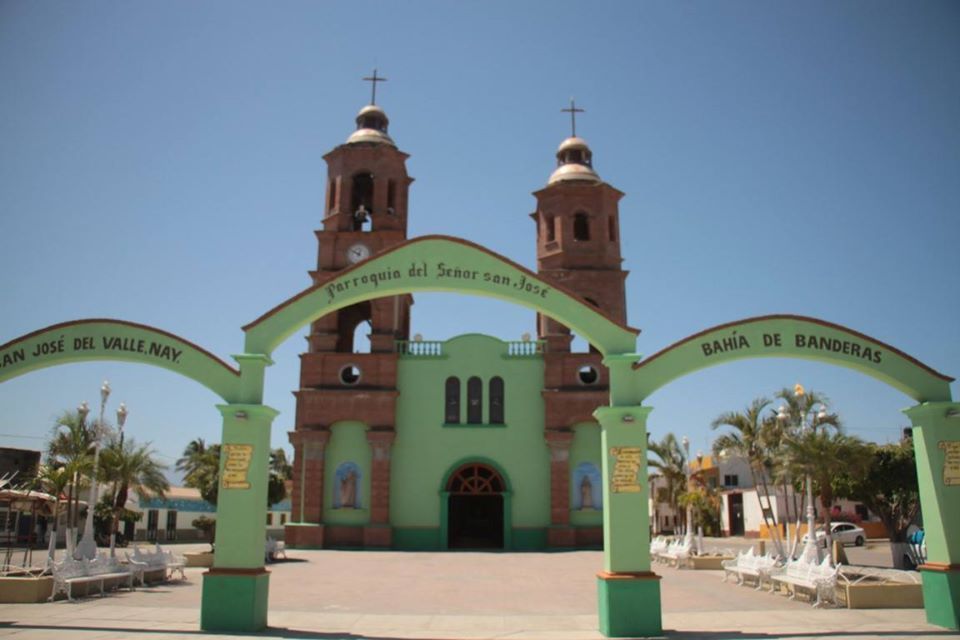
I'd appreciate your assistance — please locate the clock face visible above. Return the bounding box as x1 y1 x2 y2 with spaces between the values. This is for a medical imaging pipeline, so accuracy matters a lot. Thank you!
346 243 371 264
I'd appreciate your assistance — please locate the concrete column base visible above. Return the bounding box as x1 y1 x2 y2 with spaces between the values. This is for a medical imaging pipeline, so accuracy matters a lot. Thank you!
284 523 325 548
920 564 960 630
201 569 269 632
597 571 662 638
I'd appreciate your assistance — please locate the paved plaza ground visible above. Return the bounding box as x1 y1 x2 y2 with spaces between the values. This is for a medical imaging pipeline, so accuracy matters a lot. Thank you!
0 540 955 640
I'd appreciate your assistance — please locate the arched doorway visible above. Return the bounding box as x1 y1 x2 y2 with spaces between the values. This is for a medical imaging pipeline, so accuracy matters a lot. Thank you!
446 463 505 549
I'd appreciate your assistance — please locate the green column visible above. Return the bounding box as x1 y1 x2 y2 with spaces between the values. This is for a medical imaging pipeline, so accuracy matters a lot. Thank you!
904 402 960 631
200 402 278 632
593 354 662 638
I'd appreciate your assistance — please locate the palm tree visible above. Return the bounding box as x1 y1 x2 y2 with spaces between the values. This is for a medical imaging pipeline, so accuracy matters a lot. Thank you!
176 438 210 479
648 433 687 533
771 387 841 554
177 439 221 505
99 436 170 548
46 409 95 551
711 397 788 555
33 463 70 564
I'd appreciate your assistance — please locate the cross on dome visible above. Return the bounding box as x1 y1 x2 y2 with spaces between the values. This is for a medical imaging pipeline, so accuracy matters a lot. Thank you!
561 98 585 137
362 68 388 105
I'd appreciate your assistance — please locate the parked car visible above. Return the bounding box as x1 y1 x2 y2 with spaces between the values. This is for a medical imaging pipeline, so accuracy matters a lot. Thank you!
801 522 866 547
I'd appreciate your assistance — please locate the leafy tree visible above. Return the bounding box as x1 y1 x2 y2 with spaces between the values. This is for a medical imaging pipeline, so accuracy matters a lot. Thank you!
836 440 919 543
192 515 216 550
679 483 722 536
268 448 292 507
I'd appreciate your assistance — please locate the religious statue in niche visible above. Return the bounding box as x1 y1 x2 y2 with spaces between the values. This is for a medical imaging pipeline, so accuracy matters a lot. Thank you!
333 461 362 509
572 462 602 510
580 475 594 509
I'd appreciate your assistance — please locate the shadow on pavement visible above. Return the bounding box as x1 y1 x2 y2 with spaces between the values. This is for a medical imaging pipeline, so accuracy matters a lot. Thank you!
0 624 444 640
268 557 310 564
665 631 958 639
2 624 957 640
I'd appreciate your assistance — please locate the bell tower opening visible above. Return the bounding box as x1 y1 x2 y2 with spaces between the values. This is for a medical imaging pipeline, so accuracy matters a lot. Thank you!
446 463 506 550
350 172 374 230
573 212 590 241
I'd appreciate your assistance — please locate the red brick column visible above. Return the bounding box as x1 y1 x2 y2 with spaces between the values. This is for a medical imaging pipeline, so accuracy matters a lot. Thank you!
364 429 396 547
546 429 576 547
285 429 330 547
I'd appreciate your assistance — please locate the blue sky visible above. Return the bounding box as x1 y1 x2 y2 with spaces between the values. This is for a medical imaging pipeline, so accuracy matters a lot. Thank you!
1 1 958 479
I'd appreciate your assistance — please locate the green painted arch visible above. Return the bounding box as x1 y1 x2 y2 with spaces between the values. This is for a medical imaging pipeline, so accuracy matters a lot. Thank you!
243 235 639 356
438 456 514 494
632 314 954 402
0 319 241 401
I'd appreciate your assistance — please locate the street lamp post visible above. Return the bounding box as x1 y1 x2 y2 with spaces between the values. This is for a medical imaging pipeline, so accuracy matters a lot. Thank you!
681 436 693 549
777 384 828 563
75 381 110 560
109 402 128 558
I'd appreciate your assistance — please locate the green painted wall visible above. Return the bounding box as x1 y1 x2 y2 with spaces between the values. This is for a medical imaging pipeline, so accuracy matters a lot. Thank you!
391 334 550 547
569 421 603 528
323 420 372 526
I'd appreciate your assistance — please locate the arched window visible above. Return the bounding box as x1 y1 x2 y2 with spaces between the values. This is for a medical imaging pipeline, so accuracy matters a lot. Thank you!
573 212 590 241
467 376 483 424
445 377 461 424
545 215 555 242
352 320 371 354
489 377 504 424
327 178 336 213
350 172 374 230
447 463 505 494
336 301 372 353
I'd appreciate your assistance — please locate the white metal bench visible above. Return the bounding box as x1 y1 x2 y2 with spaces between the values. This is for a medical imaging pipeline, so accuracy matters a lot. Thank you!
770 556 838 607
50 554 135 601
266 537 287 562
649 535 669 557
722 548 780 590
127 543 186 582
655 539 692 567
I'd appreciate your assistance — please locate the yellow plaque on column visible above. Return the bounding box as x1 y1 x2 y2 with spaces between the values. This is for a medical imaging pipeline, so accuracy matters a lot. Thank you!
610 446 642 493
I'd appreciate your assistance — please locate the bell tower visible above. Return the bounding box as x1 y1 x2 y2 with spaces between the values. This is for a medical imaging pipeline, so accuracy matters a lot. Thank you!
287 71 412 549
533 100 629 547
534 100 627 347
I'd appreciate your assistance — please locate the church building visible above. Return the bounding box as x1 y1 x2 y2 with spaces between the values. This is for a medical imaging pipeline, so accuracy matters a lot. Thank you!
285 80 630 551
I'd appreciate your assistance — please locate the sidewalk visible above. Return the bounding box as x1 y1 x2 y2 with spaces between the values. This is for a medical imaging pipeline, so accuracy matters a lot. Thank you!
0 547 952 639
